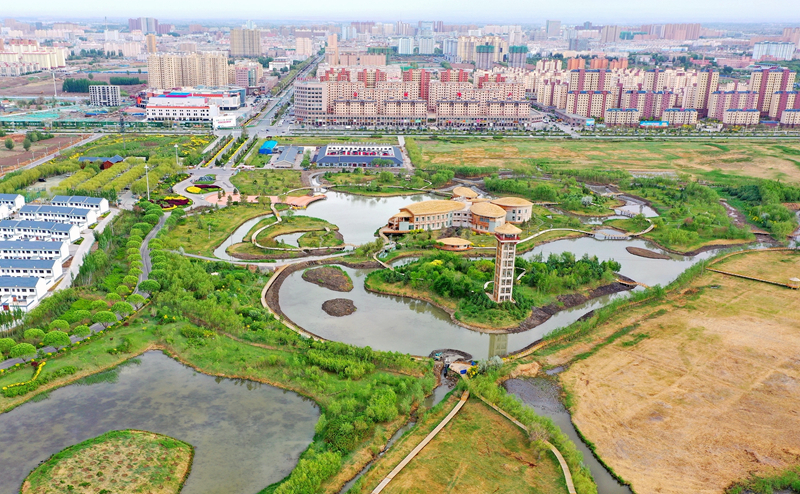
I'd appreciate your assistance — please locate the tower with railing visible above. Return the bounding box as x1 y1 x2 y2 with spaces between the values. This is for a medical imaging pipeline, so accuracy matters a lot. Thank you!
492 223 521 303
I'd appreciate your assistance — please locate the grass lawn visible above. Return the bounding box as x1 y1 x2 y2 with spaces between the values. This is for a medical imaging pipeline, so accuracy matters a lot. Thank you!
231 169 304 196
255 215 340 248
352 397 568 494
22 430 192 494
712 249 800 283
159 205 273 257
62 134 212 165
540 250 800 494
414 138 800 183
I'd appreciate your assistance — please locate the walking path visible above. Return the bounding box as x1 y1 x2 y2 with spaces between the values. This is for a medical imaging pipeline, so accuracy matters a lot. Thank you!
370 390 470 494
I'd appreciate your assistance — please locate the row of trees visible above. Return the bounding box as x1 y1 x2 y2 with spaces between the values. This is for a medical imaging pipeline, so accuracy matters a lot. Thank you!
62 78 108 93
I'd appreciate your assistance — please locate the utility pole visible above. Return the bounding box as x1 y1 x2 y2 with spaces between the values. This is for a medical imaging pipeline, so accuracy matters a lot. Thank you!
120 112 125 153
144 164 151 201
174 144 179 170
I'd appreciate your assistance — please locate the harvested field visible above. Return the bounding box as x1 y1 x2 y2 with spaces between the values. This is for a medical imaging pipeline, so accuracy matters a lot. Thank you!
549 251 800 494
353 398 568 494
713 249 800 284
415 139 800 183
303 266 354 292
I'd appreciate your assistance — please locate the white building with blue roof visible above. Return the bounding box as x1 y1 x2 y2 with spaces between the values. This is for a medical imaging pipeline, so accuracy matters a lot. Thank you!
0 193 25 213
0 220 81 243
51 195 110 214
0 276 48 311
0 258 62 283
18 205 97 228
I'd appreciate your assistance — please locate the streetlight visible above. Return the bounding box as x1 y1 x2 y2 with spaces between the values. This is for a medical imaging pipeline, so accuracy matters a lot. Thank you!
174 144 179 169
144 164 151 201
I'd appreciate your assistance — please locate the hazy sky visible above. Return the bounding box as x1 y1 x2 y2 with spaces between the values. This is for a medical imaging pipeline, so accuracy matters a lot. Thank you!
6 0 800 24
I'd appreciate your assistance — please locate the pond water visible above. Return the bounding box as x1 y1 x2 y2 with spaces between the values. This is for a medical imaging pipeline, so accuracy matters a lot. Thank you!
274 231 304 247
279 236 714 359
212 214 272 260
0 351 319 494
295 191 438 245
504 378 632 494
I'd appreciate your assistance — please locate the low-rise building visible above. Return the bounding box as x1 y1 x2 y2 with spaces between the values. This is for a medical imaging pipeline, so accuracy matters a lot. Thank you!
0 193 25 213
722 108 760 126
663 108 698 126
0 220 81 243
488 197 534 223
0 240 69 262
17 205 98 228
780 109 800 127
0 276 48 312
51 195 110 215
315 144 404 167
0 258 63 282
384 195 533 234
145 95 220 122
605 108 641 126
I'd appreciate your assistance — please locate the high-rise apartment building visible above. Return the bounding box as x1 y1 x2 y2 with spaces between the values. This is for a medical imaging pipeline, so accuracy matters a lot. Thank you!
147 52 228 89
457 36 508 64
398 38 414 55
418 37 435 55
750 68 796 114
230 28 261 57
752 42 796 62
662 23 701 40
508 46 528 68
784 27 800 45
600 25 622 43
296 37 313 57
145 34 157 54
89 85 121 107
545 20 561 37
128 17 159 33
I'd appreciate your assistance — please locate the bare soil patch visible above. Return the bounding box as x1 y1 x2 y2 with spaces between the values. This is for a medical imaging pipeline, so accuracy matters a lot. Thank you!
554 252 800 494
322 298 356 317
626 246 670 260
302 266 353 292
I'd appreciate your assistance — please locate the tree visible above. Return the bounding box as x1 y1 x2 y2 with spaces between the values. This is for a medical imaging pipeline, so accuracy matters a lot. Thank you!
4 138 13 151
92 311 117 327
139 279 161 293
71 325 91 337
116 284 131 296
43 330 71 348
23 328 45 341
74 309 92 322
123 275 139 287
49 320 69 331
87 73 94 80
106 292 122 302
23 138 31 151
0 337 16 355
127 293 145 309
91 299 109 311
9 343 36 359
111 301 134 317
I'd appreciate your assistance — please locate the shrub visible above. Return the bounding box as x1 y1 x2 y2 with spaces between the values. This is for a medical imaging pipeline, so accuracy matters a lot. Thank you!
143 214 160 225
49 320 70 332
71 325 91 337
9 343 37 359
43 330 72 348
73 310 92 323
180 326 215 339
23 328 46 341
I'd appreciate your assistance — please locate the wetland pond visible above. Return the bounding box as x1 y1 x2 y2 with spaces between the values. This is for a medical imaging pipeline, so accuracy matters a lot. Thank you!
279 236 714 359
0 351 319 494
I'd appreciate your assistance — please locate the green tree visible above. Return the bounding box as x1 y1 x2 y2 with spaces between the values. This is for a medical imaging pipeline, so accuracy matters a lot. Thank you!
139 280 161 293
49 320 69 331
43 330 71 348
0 337 16 355
91 299 109 311
111 301 134 317
71 325 91 337
92 311 117 327
9 343 36 359
23 328 45 341
73 310 92 322
106 292 122 302
127 293 145 309
23 138 31 151
4 138 13 150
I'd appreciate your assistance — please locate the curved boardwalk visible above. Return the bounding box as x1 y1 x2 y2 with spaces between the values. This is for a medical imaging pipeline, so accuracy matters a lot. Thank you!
371 390 470 494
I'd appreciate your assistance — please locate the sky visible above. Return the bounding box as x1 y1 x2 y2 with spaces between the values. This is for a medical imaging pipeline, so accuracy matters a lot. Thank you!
5 0 800 24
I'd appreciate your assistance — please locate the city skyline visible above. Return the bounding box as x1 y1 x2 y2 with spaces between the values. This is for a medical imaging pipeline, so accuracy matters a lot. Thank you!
4 0 800 24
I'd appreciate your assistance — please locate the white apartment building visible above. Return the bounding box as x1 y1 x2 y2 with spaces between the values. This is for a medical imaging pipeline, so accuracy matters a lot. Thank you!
17 205 98 228
0 194 25 213
0 241 69 262
0 220 81 243
51 195 110 214
0 259 63 283
90 85 122 107
145 96 220 122
0 276 48 312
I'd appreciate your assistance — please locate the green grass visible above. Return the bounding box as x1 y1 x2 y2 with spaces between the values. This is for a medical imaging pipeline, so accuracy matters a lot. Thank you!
159 205 274 257
231 170 304 196
255 215 340 248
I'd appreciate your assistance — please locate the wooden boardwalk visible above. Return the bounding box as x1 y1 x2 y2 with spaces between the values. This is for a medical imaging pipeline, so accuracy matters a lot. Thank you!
706 268 797 289
371 390 470 494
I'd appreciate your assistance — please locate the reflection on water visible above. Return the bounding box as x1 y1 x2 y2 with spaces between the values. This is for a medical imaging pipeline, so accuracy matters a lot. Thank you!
280 236 714 359
505 378 632 494
295 191 438 245
0 351 318 494
488 333 508 358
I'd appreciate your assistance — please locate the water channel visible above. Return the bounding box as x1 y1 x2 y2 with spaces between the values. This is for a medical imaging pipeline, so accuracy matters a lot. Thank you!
505 378 633 494
279 236 714 359
0 351 319 494
212 214 273 261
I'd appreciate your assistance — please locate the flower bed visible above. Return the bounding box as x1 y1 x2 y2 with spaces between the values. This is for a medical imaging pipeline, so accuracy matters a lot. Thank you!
187 184 221 194
156 196 191 210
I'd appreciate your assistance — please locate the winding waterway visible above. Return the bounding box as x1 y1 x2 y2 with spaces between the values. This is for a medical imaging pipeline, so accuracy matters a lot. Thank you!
0 351 319 494
212 214 273 261
279 236 714 359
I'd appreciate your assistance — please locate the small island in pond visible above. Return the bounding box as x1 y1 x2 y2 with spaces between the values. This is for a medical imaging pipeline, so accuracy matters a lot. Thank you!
322 298 357 317
366 251 628 331
21 430 193 494
302 266 354 292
